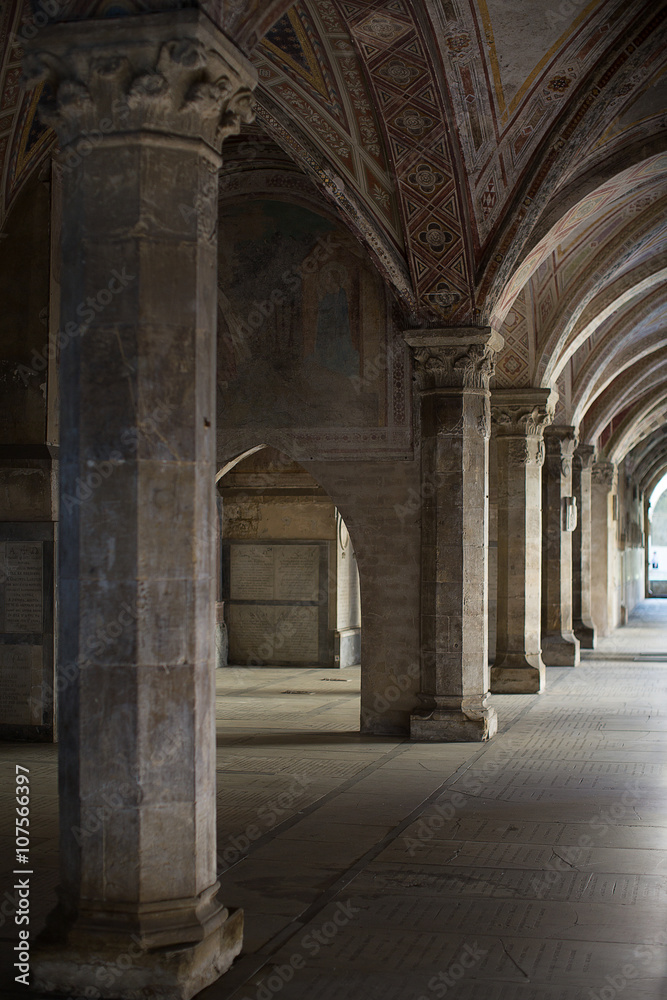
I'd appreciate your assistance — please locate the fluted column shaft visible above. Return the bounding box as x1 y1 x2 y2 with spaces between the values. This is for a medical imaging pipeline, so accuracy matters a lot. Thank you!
405 328 502 741
573 444 596 648
541 426 580 666
23 13 256 998
491 390 553 693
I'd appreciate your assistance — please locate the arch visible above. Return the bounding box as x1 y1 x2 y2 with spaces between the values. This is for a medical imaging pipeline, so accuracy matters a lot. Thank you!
525 139 667 259
605 391 667 463
216 444 363 679
571 292 667 427
216 445 267 482
537 212 667 386
579 349 667 444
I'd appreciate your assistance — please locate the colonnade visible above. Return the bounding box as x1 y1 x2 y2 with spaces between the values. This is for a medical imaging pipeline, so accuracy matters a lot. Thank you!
23 11 625 995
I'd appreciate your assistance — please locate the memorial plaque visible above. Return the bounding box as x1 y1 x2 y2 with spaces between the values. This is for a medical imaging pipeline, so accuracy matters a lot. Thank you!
275 606 319 660
225 542 328 665
228 605 276 661
228 604 320 664
230 546 274 601
0 645 43 724
274 546 319 601
230 544 320 602
2 541 43 632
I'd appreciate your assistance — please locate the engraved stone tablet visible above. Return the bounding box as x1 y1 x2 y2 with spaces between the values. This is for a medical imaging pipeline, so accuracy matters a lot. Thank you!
230 545 274 601
230 544 320 602
228 604 319 663
2 541 43 632
0 645 43 724
274 546 320 602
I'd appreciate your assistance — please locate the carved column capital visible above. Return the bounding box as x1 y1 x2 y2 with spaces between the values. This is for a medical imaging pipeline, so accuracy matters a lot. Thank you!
491 389 554 438
544 425 578 480
574 444 596 472
404 327 503 392
22 10 258 155
592 461 616 489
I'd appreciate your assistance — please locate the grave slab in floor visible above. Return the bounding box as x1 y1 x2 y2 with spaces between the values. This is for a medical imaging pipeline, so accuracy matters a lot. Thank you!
1 601 666 999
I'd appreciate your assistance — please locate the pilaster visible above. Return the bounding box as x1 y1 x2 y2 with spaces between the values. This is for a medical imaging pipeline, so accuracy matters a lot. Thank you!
405 327 502 741
541 426 581 667
573 444 596 648
491 389 553 693
591 461 617 638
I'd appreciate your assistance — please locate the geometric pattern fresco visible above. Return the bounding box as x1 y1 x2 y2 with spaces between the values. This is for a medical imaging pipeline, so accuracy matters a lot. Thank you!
343 0 474 321
0 0 665 467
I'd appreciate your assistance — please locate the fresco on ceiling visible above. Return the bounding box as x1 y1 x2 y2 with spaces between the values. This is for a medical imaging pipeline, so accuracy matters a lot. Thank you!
217 198 392 430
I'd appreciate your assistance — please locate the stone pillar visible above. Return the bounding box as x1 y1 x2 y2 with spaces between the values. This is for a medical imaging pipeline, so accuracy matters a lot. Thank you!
490 390 553 693
23 13 256 998
404 327 502 741
541 426 580 666
591 461 616 636
572 444 596 648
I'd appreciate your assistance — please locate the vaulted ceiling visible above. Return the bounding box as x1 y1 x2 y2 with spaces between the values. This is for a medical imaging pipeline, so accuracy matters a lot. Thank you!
1 0 666 484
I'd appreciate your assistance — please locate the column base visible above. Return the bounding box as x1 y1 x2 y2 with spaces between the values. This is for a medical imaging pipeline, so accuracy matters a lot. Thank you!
490 655 545 693
32 907 243 1000
573 619 596 649
542 632 580 667
410 703 498 742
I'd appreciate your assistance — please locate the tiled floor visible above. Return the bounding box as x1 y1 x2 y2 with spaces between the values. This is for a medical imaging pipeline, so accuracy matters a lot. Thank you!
1 600 667 998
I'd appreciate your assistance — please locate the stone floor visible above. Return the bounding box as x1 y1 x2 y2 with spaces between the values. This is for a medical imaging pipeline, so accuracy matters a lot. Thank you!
1 600 667 998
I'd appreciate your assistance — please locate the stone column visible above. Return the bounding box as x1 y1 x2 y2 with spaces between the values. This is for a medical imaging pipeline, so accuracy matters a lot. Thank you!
490 390 553 693
23 13 256 998
572 444 596 648
591 461 616 636
542 426 581 666
404 327 502 741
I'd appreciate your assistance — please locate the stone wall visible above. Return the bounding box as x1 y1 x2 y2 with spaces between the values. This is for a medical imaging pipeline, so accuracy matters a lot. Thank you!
0 173 56 741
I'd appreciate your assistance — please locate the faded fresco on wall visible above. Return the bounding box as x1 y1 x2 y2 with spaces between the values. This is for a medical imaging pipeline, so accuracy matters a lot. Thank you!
217 199 393 430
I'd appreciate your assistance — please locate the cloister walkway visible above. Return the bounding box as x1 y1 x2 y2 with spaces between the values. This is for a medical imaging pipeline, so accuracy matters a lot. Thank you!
0 600 666 998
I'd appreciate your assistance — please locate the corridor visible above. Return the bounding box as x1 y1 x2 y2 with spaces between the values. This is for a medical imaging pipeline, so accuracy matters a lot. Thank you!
1 602 666 998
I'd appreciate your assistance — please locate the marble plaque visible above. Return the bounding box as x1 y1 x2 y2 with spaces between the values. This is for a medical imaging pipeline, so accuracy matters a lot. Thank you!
0 644 42 724
230 545 274 601
2 541 43 632
230 544 320 602
274 546 320 601
228 604 319 663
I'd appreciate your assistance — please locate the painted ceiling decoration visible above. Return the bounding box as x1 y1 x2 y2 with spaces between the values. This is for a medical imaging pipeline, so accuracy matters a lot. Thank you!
0 0 666 475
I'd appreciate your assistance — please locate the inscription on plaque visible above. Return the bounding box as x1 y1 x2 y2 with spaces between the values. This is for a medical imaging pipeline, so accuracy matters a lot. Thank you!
228 605 319 663
230 546 274 601
274 547 319 602
0 645 42 725
230 544 320 602
2 542 43 632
